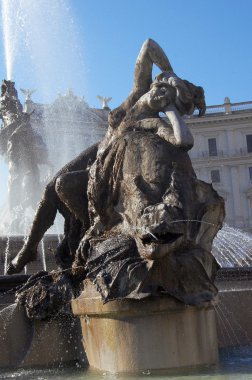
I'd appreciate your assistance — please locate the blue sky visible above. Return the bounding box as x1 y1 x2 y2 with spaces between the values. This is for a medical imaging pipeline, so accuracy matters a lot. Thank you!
0 0 252 205
76 0 252 107
0 0 252 108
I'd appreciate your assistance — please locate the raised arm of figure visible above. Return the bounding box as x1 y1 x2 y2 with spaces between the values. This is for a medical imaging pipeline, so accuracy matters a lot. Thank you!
133 38 173 95
109 39 174 128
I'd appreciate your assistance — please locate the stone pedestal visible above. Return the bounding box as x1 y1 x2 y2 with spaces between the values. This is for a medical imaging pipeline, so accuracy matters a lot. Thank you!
72 282 218 373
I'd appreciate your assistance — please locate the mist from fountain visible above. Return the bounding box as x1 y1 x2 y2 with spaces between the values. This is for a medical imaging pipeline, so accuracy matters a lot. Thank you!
0 0 90 243
1 0 85 102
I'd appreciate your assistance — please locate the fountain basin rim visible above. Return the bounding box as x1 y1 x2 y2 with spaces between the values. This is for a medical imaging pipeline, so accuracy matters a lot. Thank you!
0 274 30 291
216 267 252 282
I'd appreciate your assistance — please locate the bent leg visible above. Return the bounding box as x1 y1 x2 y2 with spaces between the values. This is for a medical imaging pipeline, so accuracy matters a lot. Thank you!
54 170 90 269
7 145 98 275
7 182 60 274
55 170 89 228
55 216 83 269
109 39 174 129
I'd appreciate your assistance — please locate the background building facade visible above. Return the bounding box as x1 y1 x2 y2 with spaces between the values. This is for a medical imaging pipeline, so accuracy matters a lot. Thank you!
27 93 252 231
27 90 108 176
188 98 252 231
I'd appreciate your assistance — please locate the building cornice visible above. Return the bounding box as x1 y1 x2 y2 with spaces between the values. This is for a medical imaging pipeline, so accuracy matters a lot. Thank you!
192 154 252 167
185 112 252 128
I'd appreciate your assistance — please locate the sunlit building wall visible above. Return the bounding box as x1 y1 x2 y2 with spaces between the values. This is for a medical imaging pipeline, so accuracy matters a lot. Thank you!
188 98 252 231
27 93 252 231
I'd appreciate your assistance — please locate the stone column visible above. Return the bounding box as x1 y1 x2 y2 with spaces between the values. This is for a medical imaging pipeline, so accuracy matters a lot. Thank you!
72 281 218 373
230 166 243 227
227 130 235 156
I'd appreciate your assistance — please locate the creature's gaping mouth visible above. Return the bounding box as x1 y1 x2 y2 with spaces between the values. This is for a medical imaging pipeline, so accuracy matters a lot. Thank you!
141 231 183 246
153 95 166 102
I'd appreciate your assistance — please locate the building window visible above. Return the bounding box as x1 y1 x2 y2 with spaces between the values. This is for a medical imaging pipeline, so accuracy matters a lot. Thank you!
246 135 252 153
249 167 252 180
211 169 220 183
208 138 217 156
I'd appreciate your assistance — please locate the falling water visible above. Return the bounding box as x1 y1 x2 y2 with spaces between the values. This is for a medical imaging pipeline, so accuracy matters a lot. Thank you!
1 0 17 80
40 238 47 272
3 235 10 275
55 217 63 244
213 224 252 267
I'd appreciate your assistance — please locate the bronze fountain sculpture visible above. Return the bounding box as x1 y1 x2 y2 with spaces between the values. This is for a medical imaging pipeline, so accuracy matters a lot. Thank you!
6 39 224 322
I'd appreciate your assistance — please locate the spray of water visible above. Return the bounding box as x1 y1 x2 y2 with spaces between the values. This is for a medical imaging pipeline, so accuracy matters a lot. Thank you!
3 235 10 275
1 0 19 80
1 0 85 102
213 224 252 267
40 238 47 272
0 0 87 239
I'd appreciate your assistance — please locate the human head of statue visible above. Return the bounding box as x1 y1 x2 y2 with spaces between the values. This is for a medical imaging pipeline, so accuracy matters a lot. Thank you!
151 71 206 117
107 70 206 133
190 85 206 116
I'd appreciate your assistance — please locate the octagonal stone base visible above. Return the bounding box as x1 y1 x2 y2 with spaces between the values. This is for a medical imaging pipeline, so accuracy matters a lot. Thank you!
72 281 218 373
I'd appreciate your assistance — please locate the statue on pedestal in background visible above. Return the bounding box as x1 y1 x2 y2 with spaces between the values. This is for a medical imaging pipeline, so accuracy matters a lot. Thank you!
20 88 36 101
0 80 50 232
97 95 112 110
